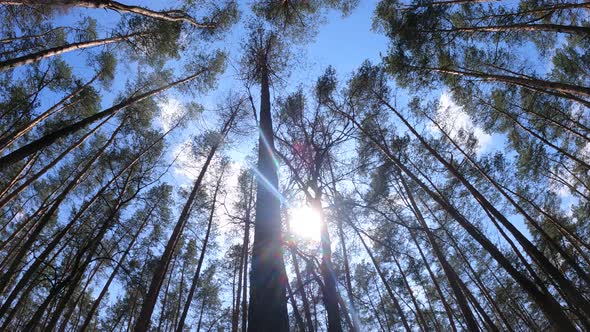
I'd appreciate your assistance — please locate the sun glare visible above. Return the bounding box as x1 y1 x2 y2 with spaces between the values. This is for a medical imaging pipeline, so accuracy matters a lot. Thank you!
289 206 322 242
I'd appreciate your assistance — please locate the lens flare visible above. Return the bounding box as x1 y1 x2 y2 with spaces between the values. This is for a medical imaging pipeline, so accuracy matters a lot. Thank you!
289 206 321 242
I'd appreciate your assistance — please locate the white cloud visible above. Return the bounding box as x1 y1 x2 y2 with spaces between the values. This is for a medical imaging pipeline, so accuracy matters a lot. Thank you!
171 139 200 180
581 142 590 164
430 92 492 154
156 98 183 132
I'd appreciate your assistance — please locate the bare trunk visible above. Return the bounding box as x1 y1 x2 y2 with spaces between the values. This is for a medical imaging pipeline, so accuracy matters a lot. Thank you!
313 196 342 332
0 0 211 28
241 178 253 332
432 23 590 35
380 95 590 322
247 65 289 332
79 201 157 331
0 31 146 72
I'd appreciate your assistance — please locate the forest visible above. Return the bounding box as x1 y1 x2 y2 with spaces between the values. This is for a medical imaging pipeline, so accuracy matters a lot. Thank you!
0 0 589 331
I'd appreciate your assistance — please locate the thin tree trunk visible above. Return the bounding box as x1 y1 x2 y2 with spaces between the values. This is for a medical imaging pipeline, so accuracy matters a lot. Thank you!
379 95 590 322
287 281 307 332
428 112 590 284
241 177 253 332
43 175 134 332
0 31 147 72
409 231 458 332
289 246 315 332
390 254 430 331
367 279 388 332
0 123 172 319
0 114 113 211
233 239 245 332
174 175 219 331
313 195 342 332
0 0 212 28
327 162 360 332
157 255 177 332
445 229 515 332
431 23 590 35
399 175 483 332
425 67 590 101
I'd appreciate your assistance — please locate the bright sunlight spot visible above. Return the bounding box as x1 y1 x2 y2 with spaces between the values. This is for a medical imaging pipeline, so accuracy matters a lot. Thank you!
289 206 322 242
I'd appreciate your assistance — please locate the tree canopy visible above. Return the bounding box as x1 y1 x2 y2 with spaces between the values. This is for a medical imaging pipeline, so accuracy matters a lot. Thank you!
0 0 589 331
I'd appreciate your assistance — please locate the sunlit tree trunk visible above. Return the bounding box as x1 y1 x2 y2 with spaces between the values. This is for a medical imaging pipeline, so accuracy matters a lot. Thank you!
248 61 289 332
0 31 147 72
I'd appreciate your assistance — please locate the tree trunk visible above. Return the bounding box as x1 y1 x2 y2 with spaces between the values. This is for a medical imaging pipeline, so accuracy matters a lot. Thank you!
175 171 222 332
287 281 307 332
390 254 430 331
327 162 360 332
0 31 146 72
289 246 315 332
380 95 590 322
43 175 133 332
247 64 289 332
233 241 245 332
399 175 481 332
425 67 590 101
409 232 458 332
445 228 515 332
0 114 113 211
0 123 171 320
0 0 211 28
241 177 253 332
432 23 590 35
313 195 342 332
428 113 590 285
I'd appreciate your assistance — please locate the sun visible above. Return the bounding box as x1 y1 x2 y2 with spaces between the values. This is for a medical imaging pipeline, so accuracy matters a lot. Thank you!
289 206 322 242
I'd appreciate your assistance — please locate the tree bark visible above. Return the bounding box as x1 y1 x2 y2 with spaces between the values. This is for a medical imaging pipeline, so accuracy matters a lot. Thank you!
425 67 590 101
0 31 146 72
241 177 253 332
247 64 289 332
432 23 590 35
313 196 342 332
0 123 172 321
0 0 212 28
0 114 113 211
